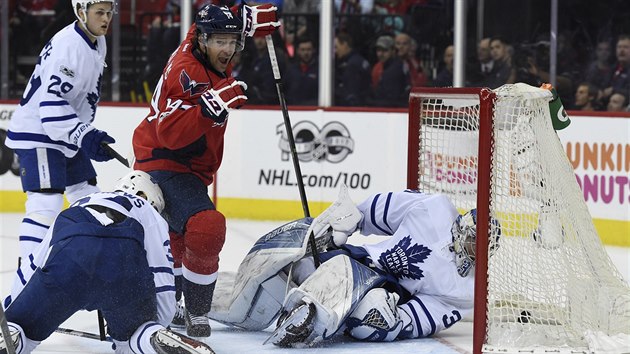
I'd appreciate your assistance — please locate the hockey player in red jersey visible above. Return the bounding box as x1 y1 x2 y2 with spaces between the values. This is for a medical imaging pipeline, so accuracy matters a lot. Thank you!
131 3 279 338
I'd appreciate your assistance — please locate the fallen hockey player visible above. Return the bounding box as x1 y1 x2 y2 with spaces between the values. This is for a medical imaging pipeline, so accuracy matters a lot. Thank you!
0 171 215 354
207 185 501 347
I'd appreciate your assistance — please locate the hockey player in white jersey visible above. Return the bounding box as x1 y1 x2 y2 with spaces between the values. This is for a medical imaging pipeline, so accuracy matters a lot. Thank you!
5 1 119 263
0 171 215 354
207 186 500 347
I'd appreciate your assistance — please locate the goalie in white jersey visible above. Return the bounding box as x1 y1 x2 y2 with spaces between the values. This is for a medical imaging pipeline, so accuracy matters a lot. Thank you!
209 186 500 347
0 171 215 354
267 188 501 346
5 1 119 262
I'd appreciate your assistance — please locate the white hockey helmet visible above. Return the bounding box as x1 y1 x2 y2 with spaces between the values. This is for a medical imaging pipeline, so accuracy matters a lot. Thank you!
113 171 165 214
72 1 117 25
450 209 501 277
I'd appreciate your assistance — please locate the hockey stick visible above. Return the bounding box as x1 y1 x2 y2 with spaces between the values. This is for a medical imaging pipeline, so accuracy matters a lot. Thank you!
101 142 130 168
0 305 16 354
55 327 112 342
264 34 320 267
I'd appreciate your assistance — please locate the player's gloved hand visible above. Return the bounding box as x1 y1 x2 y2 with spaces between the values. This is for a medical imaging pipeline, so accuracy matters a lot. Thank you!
309 184 361 249
199 78 248 124
81 129 115 162
241 3 281 37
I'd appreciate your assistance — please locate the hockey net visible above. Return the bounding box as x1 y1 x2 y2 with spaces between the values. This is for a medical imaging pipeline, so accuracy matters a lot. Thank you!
407 83 630 353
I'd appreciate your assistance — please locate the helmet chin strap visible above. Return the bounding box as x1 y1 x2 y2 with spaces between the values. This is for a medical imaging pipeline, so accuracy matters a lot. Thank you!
77 8 101 39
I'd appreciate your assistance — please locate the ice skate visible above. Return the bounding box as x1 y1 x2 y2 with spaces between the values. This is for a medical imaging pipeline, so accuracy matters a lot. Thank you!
185 310 211 337
150 328 215 354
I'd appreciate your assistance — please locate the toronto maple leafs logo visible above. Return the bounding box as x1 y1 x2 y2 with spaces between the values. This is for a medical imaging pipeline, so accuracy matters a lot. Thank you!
179 70 209 96
86 74 102 122
378 235 432 280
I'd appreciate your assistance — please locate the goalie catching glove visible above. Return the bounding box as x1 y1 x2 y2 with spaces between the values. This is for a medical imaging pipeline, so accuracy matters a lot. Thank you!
199 78 248 124
241 3 281 37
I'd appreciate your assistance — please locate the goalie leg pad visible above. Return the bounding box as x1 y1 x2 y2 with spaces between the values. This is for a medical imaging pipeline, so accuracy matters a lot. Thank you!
265 255 385 346
183 210 226 276
208 218 314 330
345 288 403 342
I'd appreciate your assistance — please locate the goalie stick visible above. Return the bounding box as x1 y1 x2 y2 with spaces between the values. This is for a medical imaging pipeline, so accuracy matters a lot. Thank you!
265 34 320 267
0 305 16 354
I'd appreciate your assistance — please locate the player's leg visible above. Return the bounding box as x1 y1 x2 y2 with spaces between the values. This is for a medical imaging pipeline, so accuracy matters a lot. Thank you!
64 149 99 203
181 209 225 336
13 148 66 261
4 237 92 351
169 231 186 328
148 171 223 337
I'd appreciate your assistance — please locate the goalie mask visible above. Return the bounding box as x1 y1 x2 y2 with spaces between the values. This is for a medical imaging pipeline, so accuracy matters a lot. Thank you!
450 209 501 277
195 4 245 52
114 171 165 214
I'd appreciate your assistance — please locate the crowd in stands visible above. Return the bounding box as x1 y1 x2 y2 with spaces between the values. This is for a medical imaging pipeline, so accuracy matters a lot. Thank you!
6 0 630 112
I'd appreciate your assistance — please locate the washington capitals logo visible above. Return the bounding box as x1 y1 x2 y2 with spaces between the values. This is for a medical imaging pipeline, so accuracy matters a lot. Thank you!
179 70 209 96
378 235 432 280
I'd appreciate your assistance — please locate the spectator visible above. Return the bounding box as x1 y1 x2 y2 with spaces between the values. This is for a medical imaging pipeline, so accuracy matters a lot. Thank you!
334 31 370 106
607 91 628 112
245 35 287 104
486 36 515 89
600 35 630 105
285 36 319 105
467 37 493 87
144 0 182 88
369 35 410 107
284 0 320 13
432 44 453 87
512 41 573 100
573 82 599 111
584 39 614 91
334 0 376 51
9 0 57 82
395 32 428 87
335 0 374 14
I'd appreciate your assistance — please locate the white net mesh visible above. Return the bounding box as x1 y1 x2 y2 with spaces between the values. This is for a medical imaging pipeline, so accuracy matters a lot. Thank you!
409 83 630 352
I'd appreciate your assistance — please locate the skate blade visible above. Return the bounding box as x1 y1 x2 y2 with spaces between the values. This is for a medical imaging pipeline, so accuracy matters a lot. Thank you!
263 302 314 346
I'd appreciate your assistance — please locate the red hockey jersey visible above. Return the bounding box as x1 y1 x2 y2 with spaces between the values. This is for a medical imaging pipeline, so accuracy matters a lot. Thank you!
133 24 233 186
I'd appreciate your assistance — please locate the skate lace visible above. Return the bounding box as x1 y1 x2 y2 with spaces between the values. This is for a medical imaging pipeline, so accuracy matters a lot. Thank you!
188 313 208 326
174 302 185 318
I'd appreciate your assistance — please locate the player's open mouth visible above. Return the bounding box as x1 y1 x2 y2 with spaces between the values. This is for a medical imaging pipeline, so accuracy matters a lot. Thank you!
218 57 229 65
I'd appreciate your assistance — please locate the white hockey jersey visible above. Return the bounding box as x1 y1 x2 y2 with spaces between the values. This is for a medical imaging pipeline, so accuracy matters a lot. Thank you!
6 22 107 157
356 190 474 338
8 192 176 327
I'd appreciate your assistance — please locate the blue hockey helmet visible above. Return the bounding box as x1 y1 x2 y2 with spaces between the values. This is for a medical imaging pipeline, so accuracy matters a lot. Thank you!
195 4 244 51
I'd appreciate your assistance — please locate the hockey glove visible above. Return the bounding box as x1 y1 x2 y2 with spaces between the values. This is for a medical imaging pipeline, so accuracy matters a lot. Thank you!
199 78 248 125
81 129 115 162
313 184 361 248
241 3 281 37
